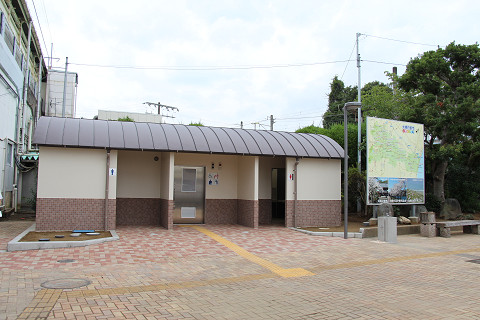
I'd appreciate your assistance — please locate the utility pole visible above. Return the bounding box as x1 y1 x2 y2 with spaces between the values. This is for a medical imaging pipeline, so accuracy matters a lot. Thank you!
240 121 243 129
251 122 259 130
270 115 275 131
143 102 179 119
356 32 362 213
62 57 68 117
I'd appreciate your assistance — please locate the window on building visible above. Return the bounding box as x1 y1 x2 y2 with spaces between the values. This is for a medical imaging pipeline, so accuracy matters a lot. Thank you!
14 43 23 69
6 142 13 166
4 22 15 55
0 11 3 35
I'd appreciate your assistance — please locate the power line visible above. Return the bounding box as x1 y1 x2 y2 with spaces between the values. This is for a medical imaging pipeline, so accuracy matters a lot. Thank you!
68 60 352 71
40 0 53 45
362 59 407 67
30 0 49 58
362 33 439 47
341 39 357 80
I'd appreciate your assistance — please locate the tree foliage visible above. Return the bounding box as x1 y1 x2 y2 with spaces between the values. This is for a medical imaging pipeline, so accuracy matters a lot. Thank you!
117 116 134 122
398 42 480 203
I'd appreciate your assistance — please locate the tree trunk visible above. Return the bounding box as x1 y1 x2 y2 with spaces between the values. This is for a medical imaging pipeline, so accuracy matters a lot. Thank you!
433 160 448 203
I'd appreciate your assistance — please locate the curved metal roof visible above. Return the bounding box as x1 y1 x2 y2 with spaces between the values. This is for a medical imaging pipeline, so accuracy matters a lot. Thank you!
33 117 344 159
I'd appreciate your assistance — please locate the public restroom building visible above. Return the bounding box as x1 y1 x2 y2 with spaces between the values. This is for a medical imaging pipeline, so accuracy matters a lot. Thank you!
33 117 344 231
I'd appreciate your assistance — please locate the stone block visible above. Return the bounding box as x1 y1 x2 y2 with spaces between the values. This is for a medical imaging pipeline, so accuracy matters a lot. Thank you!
420 223 436 237
420 212 436 223
408 216 420 224
438 226 451 238
369 218 378 226
440 198 462 220
378 216 397 243
378 203 394 217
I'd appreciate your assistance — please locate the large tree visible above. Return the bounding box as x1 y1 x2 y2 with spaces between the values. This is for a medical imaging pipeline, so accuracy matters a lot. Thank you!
322 77 392 128
322 76 358 128
398 42 480 203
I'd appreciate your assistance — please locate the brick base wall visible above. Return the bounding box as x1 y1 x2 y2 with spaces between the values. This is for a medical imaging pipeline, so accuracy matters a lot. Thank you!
116 198 161 226
205 199 237 224
258 199 272 225
237 199 259 229
36 198 116 231
285 200 341 228
160 199 174 229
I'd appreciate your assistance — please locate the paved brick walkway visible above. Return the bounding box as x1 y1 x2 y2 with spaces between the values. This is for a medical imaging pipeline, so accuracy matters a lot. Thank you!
1 222 480 319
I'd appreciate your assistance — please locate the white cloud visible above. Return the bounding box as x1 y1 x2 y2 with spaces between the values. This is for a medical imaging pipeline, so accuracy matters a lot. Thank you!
30 0 480 131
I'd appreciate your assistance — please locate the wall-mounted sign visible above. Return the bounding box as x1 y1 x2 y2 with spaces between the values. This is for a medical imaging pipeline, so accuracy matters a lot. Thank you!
208 173 219 185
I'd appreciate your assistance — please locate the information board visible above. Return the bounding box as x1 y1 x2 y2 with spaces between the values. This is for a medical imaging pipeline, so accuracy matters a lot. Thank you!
366 117 425 205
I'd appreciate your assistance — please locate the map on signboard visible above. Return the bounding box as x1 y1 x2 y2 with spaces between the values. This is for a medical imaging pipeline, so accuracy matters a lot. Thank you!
366 117 425 205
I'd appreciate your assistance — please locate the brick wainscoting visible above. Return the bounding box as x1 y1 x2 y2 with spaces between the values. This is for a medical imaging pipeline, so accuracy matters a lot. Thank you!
36 198 116 231
160 199 174 229
285 200 341 227
258 199 272 225
205 199 237 224
237 199 259 228
116 198 161 226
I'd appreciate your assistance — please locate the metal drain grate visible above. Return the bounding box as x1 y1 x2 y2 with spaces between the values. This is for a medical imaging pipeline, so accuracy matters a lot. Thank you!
466 259 480 264
41 278 91 289
57 259 76 263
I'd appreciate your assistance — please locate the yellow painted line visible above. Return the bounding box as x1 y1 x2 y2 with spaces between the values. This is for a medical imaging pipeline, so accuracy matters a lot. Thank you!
186 225 315 278
310 247 480 273
63 273 277 298
17 289 62 320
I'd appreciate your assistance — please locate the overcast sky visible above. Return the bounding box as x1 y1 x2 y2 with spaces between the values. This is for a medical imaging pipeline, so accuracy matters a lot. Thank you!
27 0 479 131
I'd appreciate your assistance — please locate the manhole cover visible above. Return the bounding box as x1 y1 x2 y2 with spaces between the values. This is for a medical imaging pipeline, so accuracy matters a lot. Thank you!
57 259 76 263
41 278 91 289
466 259 480 264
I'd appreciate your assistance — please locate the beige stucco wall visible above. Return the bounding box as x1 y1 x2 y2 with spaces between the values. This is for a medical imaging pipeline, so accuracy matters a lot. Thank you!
160 152 174 200
258 157 285 199
37 147 108 199
174 153 238 199
237 156 258 200
286 157 341 201
116 150 162 198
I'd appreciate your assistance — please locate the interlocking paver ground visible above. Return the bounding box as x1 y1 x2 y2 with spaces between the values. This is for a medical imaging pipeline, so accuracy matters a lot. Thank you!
1 221 480 319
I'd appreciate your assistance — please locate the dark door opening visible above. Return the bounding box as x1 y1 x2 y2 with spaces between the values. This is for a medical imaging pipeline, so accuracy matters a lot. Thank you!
271 168 285 222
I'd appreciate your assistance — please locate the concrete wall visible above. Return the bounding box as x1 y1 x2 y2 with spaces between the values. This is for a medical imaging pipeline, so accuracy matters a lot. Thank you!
237 156 258 200
117 150 161 198
98 110 162 123
175 153 238 199
285 157 342 228
45 70 77 118
36 147 117 231
160 152 174 200
297 158 341 200
37 147 109 199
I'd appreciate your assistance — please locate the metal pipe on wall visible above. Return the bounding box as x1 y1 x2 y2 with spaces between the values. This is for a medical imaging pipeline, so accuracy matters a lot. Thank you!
104 149 110 231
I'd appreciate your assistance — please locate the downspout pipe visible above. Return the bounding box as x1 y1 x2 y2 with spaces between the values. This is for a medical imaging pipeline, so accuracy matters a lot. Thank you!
104 149 110 231
294 157 300 228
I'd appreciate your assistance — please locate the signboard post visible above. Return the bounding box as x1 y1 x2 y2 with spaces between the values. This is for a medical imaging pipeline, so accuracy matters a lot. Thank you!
366 117 425 207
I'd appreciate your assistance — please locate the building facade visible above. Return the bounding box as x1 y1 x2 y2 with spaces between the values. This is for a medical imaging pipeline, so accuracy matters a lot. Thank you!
0 0 47 212
34 117 344 231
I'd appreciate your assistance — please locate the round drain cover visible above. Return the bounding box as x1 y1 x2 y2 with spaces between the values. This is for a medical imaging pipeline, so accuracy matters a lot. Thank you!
70 233 81 237
86 232 100 236
41 278 91 289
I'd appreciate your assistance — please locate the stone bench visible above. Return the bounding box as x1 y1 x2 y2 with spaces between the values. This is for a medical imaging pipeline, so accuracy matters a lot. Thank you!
435 220 480 238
